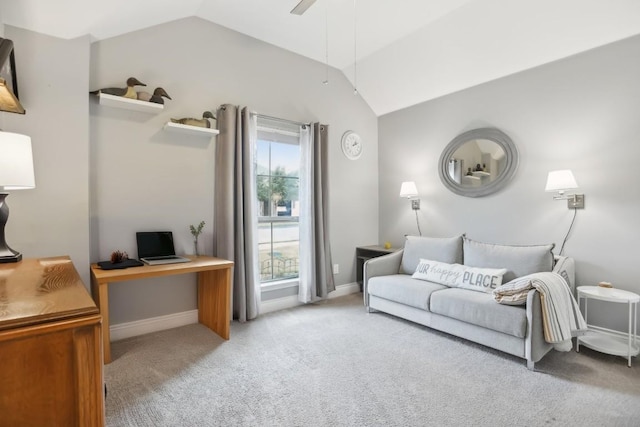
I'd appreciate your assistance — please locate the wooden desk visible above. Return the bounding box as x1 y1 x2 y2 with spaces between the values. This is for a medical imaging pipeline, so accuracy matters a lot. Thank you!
0 257 105 427
90 255 233 364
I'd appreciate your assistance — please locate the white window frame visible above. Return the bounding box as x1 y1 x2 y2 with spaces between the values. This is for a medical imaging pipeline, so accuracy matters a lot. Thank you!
256 121 302 286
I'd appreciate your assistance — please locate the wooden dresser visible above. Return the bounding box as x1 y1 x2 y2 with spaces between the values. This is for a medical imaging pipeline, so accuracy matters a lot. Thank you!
0 256 105 427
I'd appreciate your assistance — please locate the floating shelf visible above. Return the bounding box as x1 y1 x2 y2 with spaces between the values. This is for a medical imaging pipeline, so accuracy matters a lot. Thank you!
163 121 219 137
95 93 164 113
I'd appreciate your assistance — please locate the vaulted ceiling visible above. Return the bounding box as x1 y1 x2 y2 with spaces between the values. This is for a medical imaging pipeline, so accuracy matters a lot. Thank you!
2 0 640 116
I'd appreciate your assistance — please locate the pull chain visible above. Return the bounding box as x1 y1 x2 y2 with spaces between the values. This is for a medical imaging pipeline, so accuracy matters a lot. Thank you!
323 2 329 85
353 0 358 95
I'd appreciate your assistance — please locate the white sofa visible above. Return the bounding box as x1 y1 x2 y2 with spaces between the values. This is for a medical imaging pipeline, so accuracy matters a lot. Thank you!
363 235 575 370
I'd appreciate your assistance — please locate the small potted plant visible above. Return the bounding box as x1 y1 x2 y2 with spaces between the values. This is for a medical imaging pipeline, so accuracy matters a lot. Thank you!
190 221 205 256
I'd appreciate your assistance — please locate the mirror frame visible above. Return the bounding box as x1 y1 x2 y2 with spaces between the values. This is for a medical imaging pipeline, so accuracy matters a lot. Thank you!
438 128 518 198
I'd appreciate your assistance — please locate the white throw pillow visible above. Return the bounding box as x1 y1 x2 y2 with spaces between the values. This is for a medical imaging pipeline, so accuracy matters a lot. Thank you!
412 258 507 293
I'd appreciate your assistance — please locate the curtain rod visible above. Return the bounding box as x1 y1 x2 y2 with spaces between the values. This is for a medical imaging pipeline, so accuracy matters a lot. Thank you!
257 113 310 127
256 126 300 138
217 105 311 127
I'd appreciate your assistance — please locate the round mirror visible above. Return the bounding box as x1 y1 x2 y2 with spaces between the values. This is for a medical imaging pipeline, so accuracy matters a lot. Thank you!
438 128 518 197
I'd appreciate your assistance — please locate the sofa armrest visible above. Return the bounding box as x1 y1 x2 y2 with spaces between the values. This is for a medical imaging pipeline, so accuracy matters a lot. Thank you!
525 289 552 367
363 249 403 307
553 256 576 294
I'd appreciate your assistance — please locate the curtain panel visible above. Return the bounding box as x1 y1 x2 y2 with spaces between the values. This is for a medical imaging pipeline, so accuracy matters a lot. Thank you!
214 104 260 322
299 123 335 303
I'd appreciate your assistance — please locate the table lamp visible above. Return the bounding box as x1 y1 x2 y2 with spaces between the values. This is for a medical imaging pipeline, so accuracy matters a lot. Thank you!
0 131 35 263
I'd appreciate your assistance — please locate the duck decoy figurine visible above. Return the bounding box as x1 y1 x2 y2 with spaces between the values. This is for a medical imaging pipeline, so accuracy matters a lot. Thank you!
137 87 171 104
90 77 146 99
170 111 216 128
136 87 171 105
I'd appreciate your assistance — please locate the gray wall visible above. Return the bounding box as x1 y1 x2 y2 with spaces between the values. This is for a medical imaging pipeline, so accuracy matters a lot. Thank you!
3 26 91 285
379 34 640 333
89 18 378 324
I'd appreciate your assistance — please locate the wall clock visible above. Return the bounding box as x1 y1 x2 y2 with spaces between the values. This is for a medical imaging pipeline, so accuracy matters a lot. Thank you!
341 130 363 160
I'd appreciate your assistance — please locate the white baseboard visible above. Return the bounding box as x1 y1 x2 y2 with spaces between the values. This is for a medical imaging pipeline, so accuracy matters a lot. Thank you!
260 295 303 314
329 282 361 299
110 282 362 339
260 282 361 315
110 310 198 341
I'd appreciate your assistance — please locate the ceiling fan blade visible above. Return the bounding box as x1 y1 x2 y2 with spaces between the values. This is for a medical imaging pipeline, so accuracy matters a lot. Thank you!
290 0 317 15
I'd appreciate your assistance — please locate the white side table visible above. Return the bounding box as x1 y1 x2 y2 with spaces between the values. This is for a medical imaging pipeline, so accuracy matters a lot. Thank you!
577 286 639 367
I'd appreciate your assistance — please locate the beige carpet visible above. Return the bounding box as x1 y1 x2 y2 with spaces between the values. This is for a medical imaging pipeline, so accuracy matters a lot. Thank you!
105 293 640 426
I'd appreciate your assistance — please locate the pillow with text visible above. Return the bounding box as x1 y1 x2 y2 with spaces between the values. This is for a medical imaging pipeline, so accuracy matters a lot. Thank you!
412 258 507 293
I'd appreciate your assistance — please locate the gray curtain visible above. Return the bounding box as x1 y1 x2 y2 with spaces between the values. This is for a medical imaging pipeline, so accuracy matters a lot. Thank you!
214 104 260 322
299 123 335 302
313 123 335 297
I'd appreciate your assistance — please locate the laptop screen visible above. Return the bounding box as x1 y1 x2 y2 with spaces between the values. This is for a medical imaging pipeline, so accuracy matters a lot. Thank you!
136 231 177 258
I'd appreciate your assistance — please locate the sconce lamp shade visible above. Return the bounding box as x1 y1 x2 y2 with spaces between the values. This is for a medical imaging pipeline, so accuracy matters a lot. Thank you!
545 170 578 192
399 181 418 198
0 132 35 190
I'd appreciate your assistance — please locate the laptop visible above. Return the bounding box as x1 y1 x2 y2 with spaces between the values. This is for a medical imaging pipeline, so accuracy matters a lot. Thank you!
136 231 191 265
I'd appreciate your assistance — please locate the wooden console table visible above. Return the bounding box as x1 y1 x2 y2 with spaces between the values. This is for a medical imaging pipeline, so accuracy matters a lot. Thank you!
90 255 234 363
0 257 105 427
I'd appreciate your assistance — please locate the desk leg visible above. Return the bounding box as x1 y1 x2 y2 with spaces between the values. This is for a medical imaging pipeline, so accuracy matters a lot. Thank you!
198 268 231 340
91 276 112 364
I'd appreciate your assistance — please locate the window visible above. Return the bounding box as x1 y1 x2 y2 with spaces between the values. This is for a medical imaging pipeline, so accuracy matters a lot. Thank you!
256 121 301 284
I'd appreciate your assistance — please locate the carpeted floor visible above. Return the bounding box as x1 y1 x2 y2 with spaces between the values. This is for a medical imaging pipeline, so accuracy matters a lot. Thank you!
105 293 640 426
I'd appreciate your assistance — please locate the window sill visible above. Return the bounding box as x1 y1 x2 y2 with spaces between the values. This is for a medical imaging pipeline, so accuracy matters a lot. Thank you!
261 278 299 291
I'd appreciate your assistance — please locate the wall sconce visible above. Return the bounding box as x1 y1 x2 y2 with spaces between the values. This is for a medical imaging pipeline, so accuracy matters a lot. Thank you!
0 131 35 263
399 181 422 236
399 181 420 210
545 170 584 209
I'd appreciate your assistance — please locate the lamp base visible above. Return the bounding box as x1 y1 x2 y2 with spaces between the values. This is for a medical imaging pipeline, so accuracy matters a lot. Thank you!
0 193 23 263
0 251 22 263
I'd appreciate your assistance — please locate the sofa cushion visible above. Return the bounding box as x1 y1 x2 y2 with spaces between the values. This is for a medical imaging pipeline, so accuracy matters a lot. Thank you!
430 288 527 338
463 237 555 283
400 235 464 274
412 258 507 293
368 274 447 311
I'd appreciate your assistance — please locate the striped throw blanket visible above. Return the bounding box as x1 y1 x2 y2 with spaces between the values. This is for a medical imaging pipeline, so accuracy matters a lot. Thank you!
493 272 587 351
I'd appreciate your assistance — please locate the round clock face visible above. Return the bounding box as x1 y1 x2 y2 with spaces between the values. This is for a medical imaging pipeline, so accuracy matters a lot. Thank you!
341 131 363 160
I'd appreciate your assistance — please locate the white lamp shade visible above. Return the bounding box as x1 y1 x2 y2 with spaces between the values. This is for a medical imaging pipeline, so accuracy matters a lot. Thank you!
0 132 35 191
545 170 578 192
399 181 418 198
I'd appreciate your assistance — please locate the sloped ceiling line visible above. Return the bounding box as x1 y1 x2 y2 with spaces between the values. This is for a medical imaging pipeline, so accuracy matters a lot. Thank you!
1 0 639 116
